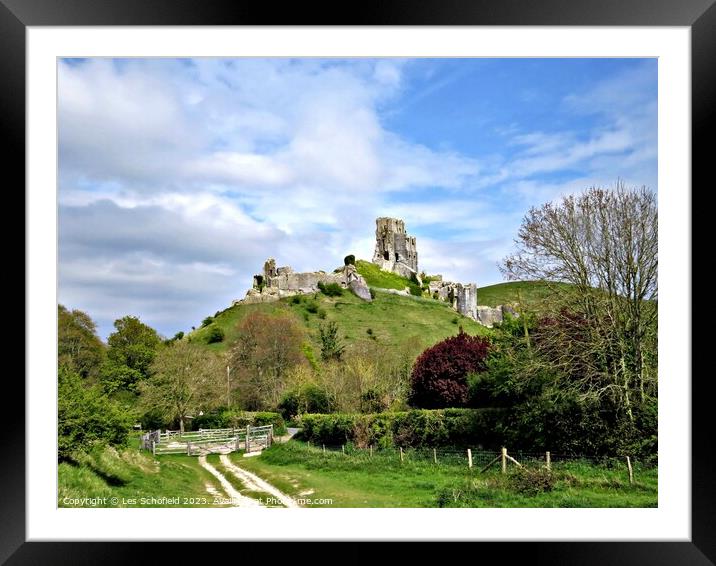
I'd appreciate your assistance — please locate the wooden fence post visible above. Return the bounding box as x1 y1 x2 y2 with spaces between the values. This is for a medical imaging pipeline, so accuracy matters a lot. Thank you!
467 448 473 469
245 425 251 453
235 433 240 452
342 445 345 455
187 441 191 456
400 447 404 463
546 451 551 471
626 456 634 484
501 447 507 474
370 445 373 457
151 440 156 456
433 448 438 464
323 444 326 454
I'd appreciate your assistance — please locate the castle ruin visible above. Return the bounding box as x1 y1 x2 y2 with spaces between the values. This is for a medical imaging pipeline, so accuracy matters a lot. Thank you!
237 258 372 305
235 217 515 328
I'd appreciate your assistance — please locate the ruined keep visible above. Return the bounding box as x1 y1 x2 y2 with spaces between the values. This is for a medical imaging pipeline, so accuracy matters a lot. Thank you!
372 217 420 281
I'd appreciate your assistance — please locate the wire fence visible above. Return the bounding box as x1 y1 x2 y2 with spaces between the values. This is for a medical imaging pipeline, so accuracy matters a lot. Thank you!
303 442 653 472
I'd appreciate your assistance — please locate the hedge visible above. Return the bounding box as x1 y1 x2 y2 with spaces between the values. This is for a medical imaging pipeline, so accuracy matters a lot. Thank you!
297 408 510 449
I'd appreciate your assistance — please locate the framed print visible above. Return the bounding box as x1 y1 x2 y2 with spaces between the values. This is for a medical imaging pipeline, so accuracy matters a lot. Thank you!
6 0 712 562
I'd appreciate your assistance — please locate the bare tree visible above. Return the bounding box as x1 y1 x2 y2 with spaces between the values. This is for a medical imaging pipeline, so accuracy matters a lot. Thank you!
228 311 307 410
140 341 224 432
502 183 658 418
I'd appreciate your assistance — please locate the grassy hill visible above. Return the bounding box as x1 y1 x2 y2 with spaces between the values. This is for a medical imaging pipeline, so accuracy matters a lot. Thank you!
476 281 572 308
191 286 491 356
189 262 565 355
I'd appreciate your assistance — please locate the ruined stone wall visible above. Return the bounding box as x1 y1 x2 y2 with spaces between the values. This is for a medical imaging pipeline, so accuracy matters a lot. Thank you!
238 260 371 304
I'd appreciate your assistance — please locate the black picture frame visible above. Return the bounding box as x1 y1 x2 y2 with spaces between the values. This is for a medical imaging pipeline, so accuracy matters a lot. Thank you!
6 0 711 562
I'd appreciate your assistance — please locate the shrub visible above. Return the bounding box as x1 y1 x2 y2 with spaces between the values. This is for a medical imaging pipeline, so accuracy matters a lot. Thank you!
369 288 376 299
317 308 327 319
290 295 302 305
201 316 214 327
319 321 345 361
173 331 184 341
317 281 344 297
344 254 356 266
58 367 135 460
253 412 287 435
298 408 509 449
206 326 225 344
409 330 491 408
278 384 333 420
305 301 320 314
507 468 555 495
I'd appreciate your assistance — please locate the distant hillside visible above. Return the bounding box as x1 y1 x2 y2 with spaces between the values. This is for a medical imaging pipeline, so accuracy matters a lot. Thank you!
476 281 572 308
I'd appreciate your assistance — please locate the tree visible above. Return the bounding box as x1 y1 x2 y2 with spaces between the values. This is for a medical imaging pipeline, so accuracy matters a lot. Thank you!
409 330 490 408
319 321 345 361
58 366 135 460
139 341 224 433
501 183 658 419
228 311 307 410
58 305 106 380
101 315 161 393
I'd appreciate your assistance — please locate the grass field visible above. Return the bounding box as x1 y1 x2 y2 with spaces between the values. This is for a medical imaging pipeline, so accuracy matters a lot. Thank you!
58 442 657 508
58 446 230 507
230 442 657 508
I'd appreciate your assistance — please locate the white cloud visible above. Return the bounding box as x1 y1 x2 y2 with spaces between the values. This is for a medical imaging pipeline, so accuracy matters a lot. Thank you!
58 58 657 338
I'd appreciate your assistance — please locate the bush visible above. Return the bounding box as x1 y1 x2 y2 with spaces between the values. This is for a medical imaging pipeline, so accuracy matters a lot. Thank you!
206 326 225 344
507 467 555 495
409 330 491 408
290 295 302 305
369 288 376 299
305 301 320 314
298 408 509 449
278 384 334 420
317 281 344 297
58 367 135 460
173 331 184 341
201 316 214 327
344 254 356 266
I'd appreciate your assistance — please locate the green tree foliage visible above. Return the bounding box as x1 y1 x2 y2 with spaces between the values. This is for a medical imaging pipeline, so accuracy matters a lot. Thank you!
58 366 135 461
101 316 160 393
344 254 356 266
201 316 214 327
139 341 224 433
319 321 345 361
58 305 106 381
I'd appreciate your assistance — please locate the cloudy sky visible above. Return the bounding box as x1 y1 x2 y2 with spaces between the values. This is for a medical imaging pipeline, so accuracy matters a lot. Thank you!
58 57 657 340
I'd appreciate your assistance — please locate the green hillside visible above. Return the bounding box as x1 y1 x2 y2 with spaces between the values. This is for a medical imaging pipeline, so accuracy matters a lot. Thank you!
189 262 565 355
190 288 491 356
476 281 571 308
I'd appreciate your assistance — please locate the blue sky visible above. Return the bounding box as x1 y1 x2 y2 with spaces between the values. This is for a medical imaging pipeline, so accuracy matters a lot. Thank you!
58 58 657 339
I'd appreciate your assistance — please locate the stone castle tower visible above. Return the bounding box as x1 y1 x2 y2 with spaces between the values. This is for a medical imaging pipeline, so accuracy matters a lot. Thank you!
372 217 419 280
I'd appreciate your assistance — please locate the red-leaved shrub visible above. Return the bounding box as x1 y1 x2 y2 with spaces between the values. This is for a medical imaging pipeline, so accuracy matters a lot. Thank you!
409 330 490 408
